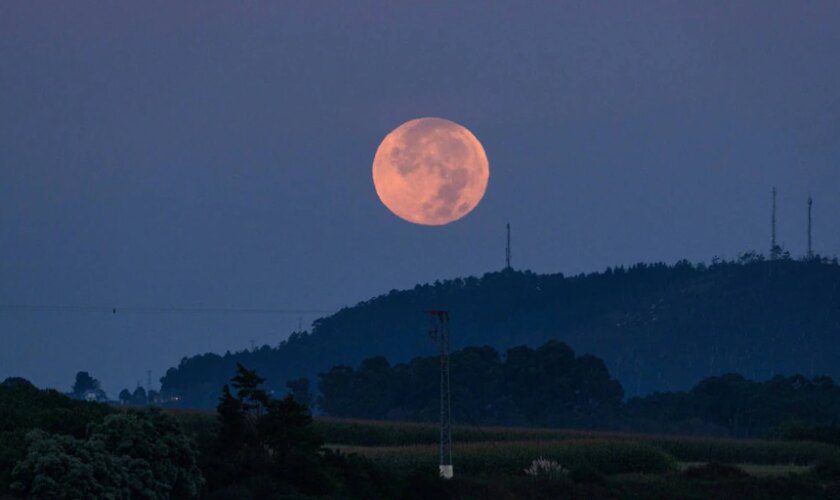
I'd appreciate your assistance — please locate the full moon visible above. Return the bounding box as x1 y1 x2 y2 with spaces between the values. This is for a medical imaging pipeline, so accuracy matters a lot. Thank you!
372 117 489 225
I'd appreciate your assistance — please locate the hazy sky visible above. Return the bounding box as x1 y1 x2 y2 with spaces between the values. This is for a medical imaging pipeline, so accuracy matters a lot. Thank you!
2 2 839 395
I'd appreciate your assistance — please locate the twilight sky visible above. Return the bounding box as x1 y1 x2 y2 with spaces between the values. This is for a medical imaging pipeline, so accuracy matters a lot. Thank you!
2 2 840 395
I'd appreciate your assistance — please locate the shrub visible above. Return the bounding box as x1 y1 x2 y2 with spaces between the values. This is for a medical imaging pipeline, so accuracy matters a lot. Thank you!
812 458 840 480
524 457 569 480
10 410 204 499
568 464 606 484
683 462 749 481
343 439 677 477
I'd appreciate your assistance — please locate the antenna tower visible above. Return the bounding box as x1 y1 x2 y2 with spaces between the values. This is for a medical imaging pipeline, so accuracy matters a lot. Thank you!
505 223 511 269
427 310 453 479
807 196 813 259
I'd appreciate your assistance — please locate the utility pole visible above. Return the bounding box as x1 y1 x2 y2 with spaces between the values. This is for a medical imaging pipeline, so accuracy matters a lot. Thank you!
146 370 152 392
807 196 813 259
427 310 453 479
505 223 512 270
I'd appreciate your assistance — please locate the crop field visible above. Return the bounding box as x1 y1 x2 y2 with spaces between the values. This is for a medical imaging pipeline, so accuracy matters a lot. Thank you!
170 411 839 479
163 411 840 497
314 417 840 469
336 439 678 477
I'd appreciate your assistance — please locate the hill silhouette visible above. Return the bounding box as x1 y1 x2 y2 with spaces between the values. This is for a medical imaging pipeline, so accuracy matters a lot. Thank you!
160 255 840 408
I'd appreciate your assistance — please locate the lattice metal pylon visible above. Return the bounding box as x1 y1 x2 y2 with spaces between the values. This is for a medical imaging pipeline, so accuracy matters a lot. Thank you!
427 310 453 478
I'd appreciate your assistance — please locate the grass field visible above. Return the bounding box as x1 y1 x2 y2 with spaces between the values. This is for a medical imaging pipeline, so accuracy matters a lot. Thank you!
312 417 840 469
170 411 840 479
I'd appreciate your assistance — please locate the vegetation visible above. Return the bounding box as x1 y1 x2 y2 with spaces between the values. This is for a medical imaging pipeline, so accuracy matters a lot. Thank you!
11 410 203 498
169 406 840 498
0 377 112 492
69 371 107 402
6 369 840 498
624 373 840 437
316 342 840 437
339 440 678 477
161 257 840 407
319 340 622 427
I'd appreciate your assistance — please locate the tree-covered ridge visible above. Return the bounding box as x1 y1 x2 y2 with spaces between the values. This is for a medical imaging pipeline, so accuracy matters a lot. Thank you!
161 256 840 408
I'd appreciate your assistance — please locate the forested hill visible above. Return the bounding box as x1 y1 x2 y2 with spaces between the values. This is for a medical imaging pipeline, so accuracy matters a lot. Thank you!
160 256 840 408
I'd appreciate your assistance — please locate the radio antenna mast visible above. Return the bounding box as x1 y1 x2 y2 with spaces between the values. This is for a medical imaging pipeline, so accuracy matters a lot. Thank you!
505 223 512 270
807 195 813 259
771 187 780 259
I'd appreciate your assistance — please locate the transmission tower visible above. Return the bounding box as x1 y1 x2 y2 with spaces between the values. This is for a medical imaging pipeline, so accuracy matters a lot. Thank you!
427 310 453 479
505 223 512 270
807 196 813 259
770 187 780 259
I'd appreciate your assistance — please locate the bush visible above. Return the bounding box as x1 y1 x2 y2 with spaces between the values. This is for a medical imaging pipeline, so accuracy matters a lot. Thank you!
647 436 840 465
10 409 204 499
568 464 606 484
683 462 749 481
90 409 204 497
343 439 677 477
0 377 113 495
812 458 840 480
10 430 139 498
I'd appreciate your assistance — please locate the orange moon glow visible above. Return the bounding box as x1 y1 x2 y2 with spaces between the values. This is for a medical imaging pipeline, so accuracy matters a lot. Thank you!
372 117 489 225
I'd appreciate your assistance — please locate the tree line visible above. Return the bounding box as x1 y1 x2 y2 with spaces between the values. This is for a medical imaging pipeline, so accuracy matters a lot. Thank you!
318 340 840 437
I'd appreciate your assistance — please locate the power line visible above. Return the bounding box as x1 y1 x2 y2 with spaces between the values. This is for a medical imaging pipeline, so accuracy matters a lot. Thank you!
0 304 332 315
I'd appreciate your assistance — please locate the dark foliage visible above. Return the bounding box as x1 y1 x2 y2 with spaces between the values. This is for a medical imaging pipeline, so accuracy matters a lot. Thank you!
160 258 840 407
683 462 749 481
318 340 623 427
0 377 112 494
202 364 329 497
568 464 607 484
287 377 312 407
773 422 840 447
11 410 204 498
0 378 201 498
70 371 107 401
626 373 840 437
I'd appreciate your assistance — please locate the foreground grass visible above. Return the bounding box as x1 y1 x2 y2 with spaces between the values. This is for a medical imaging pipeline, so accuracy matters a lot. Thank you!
677 462 812 477
170 412 840 480
167 412 840 498
336 439 677 477
314 417 840 466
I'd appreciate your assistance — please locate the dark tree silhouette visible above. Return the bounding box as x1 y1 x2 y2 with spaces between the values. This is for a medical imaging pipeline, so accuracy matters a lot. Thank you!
286 378 311 408
161 258 840 407
204 365 326 496
70 371 106 401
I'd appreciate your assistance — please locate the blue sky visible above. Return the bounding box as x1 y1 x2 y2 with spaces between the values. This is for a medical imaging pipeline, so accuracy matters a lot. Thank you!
2 2 839 394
